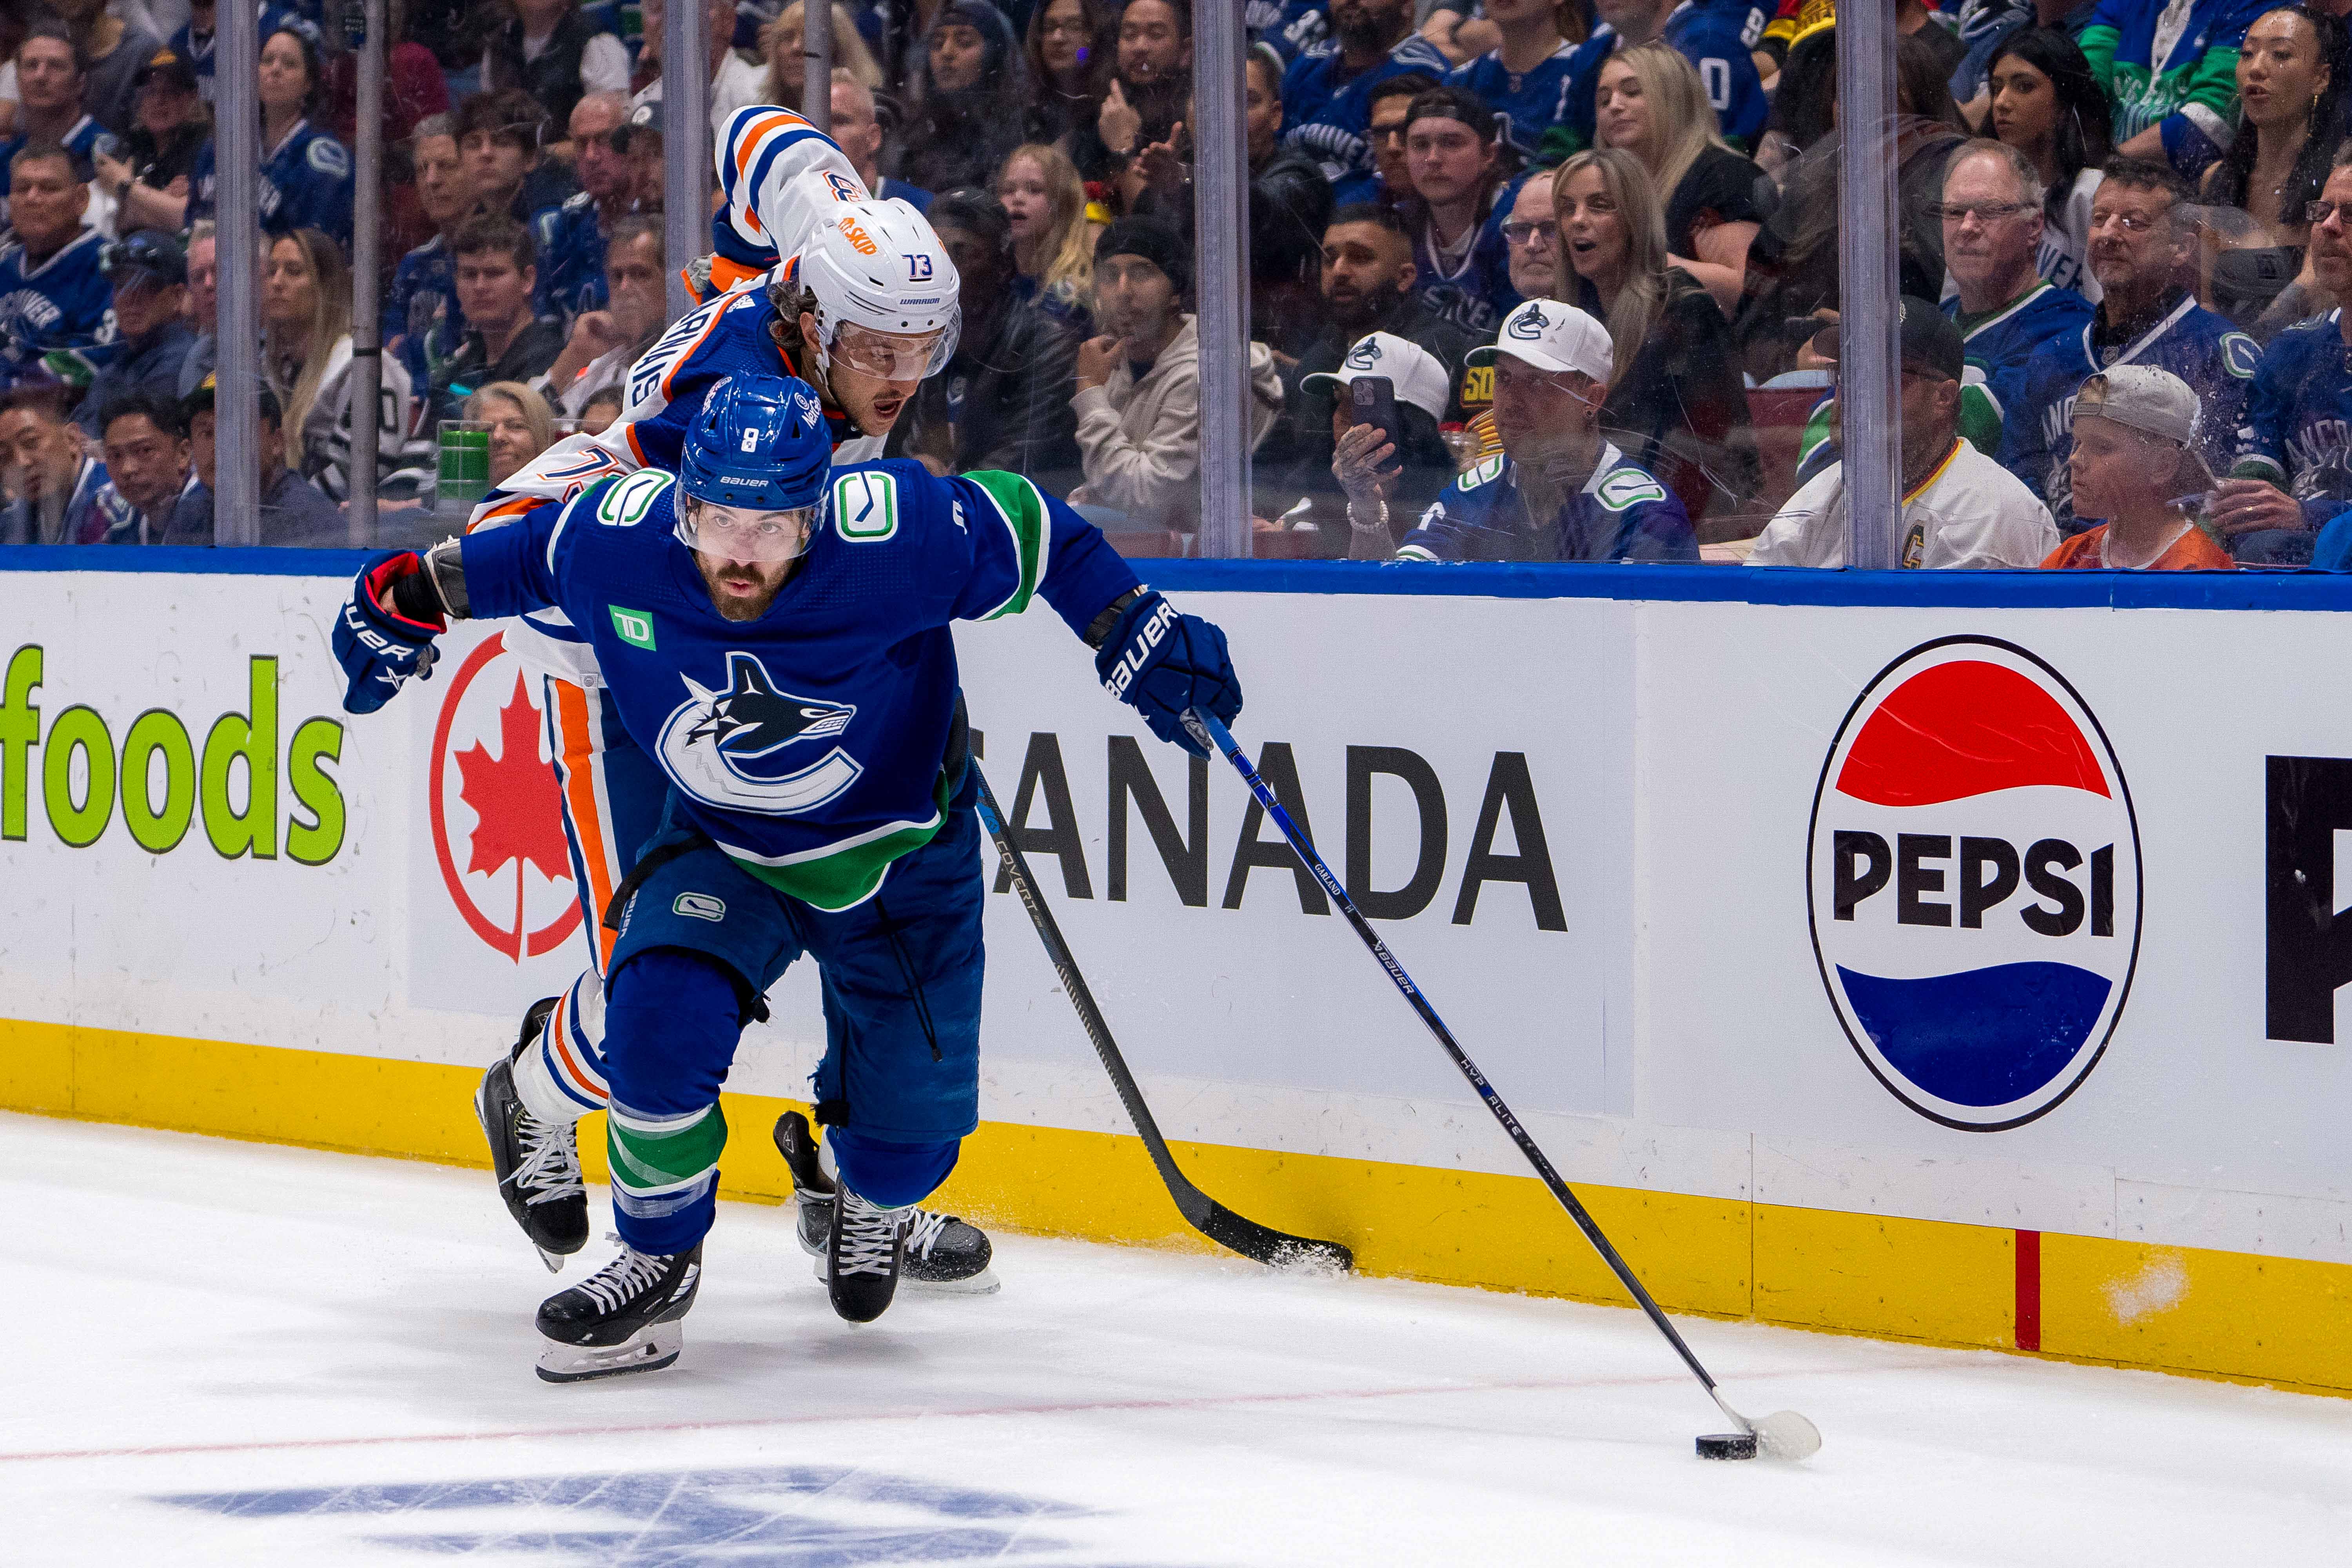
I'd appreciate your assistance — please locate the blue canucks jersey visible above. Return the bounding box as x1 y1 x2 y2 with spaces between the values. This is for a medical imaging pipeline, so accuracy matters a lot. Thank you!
0 116 103 226
191 119 355 248
459 458 1142 908
1281 34 1454 204
175 4 310 102
2233 309 2352 531
1998 294 2257 524
1395 442 1697 562
1559 2 1771 155
384 234 461 385
1447 42 1579 160
0 227 117 387
530 189 608 321
1258 0 1330 64
1947 279 2094 437
1411 173 1525 337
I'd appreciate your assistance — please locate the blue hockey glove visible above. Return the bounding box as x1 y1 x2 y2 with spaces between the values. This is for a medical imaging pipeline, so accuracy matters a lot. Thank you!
333 550 445 715
1094 591 1241 758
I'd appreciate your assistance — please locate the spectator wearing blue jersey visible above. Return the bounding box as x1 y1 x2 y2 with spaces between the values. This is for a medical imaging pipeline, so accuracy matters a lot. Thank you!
1553 0 1770 160
94 389 192 545
0 27 107 231
47 0 162 138
1939 138 2094 452
2198 6 2348 337
1593 41 1772 314
426 215 565 428
174 0 312 107
1377 297 1698 561
455 90 603 323
207 27 355 250
2218 151 2352 560
1998 158 2256 525
75 230 195 439
1282 0 1452 203
2083 0 2269 179
385 115 470 387
1447 0 1583 160
1399 86 1523 336
0 143 116 392
533 216 666 419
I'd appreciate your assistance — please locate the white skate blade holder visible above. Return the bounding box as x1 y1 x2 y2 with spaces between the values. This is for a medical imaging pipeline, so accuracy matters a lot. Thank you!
535 1323 682 1383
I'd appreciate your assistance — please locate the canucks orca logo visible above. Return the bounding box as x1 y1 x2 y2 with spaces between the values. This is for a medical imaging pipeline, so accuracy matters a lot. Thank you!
657 652 862 814
1807 638 2141 1131
1504 301 1552 339
1345 337 1383 370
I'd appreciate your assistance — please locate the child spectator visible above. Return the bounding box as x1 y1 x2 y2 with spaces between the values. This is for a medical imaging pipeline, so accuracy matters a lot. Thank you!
1396 85 1521 336
1593 42 1775 315
1985 29 2114 301
2043 366 2236 567
999 142 1099 335
1553 149 1760 527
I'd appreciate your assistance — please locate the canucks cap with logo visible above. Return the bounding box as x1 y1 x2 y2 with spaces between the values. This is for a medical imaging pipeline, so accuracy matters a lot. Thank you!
1301 332 1450 421
2072 363 2215 488
1466 299 1613 382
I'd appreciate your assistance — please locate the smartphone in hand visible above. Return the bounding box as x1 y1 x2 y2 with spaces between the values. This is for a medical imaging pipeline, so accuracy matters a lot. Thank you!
1350 375 1405 475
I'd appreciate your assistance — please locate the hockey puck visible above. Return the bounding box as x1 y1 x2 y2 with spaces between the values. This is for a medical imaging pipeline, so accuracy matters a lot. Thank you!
1695 1431 1760 1460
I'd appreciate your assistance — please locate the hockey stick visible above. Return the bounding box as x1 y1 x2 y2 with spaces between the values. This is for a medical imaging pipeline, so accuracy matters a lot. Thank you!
1185 708 1820 1463
973 762 1355 1274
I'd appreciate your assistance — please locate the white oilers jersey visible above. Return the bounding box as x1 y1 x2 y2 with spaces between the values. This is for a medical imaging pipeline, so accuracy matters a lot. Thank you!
1750 439 2059 569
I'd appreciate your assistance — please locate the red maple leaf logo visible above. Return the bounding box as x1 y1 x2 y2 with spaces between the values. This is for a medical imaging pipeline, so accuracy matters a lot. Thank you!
454 673 573 958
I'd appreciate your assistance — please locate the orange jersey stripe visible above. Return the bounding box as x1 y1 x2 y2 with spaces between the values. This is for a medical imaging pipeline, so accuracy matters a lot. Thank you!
552 682 621 972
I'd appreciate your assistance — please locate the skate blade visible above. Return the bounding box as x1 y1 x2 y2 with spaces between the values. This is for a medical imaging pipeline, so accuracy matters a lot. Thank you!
809 1256 1000 1295
535 1246 565 1274
535 1323 682 1383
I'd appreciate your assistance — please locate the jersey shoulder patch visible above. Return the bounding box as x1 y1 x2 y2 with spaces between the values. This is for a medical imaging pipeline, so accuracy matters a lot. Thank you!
1457 454 1507 491
831 468 901 541
1595 467 1669 512
594 468 673 527
2220 331 2260 379
563 189 594 213
306 136 349 178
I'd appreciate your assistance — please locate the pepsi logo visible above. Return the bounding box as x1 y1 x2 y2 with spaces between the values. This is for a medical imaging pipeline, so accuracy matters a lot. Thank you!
1806 637 2141 1130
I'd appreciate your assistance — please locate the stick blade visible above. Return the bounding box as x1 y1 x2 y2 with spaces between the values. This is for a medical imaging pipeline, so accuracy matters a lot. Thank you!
1198 1201 1355 1274
1750 1410 1822 1462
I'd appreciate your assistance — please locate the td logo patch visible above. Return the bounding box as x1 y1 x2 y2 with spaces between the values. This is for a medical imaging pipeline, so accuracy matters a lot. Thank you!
1806 637 2141 1130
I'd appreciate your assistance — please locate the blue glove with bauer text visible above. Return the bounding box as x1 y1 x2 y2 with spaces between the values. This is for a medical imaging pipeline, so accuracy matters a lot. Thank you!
333 551 445 715
1094 591 1241 758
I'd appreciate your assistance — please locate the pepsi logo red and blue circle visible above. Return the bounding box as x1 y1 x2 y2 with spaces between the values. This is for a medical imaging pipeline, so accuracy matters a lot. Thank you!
1806 637 2142 1131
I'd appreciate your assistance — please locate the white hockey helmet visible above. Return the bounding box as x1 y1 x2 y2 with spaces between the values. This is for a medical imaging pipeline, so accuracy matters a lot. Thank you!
772 196 962 380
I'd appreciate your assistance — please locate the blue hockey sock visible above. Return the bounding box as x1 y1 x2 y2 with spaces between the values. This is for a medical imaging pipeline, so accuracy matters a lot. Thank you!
827 1128 960 1209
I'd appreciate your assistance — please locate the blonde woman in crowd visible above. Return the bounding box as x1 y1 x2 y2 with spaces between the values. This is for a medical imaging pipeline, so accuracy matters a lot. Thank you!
998 142 1100 336
1552 148 1760 530
1591 41 1771 315
467 381 557 490
261 227 419 504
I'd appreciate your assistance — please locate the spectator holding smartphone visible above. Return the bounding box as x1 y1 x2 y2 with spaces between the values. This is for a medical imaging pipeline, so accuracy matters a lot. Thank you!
1315 332 1461 549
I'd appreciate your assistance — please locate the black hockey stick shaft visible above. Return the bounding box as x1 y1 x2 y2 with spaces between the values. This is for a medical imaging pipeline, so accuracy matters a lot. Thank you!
1185 709 1729 1402
973 762 1354 1272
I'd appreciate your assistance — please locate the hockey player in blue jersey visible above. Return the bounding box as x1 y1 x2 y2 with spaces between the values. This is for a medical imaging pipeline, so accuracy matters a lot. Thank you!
1364 298 1696 562
457 108 999 1292
2219 160 2352 562
333 374 1243 1379
1555 0 1770 156
1281 0 1453 203
1996 160 2255 525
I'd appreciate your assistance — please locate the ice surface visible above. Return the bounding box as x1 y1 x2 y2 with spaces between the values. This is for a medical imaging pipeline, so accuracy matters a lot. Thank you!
6 1110 2351 1565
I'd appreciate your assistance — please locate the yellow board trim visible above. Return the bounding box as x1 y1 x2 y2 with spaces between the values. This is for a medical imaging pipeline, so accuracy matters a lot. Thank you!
8 1016 2350 1398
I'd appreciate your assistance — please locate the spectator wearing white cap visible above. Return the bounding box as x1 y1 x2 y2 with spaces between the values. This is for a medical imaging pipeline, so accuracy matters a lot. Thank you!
1751 297 2059 569
1287 330 1459 546
1376 297 1697 563
2043 365 2235 570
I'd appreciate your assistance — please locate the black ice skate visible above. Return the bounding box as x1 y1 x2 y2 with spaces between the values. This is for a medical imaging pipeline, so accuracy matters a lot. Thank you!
775 1111 998 1295
476 996 588 1271
827 1188 909 1323
535 1241 702 1382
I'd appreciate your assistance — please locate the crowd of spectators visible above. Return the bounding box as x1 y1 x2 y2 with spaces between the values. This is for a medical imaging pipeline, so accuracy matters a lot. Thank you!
3 0 2352 570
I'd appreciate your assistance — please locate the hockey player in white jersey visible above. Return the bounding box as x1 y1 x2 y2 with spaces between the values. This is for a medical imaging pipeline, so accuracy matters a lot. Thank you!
463 105 997 1302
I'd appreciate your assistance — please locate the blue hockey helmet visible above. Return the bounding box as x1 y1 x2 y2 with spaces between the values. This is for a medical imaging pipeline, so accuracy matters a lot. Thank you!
676 373 831 561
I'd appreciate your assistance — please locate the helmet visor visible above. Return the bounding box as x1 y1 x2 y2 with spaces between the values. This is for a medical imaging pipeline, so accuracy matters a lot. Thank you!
677 496 822 563
831 318 956 380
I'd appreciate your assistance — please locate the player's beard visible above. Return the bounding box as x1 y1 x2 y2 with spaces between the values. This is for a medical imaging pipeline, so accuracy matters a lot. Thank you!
695 553 795 621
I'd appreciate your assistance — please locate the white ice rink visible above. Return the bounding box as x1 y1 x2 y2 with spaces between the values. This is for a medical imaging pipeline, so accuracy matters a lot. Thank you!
7 1111 2351 1566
